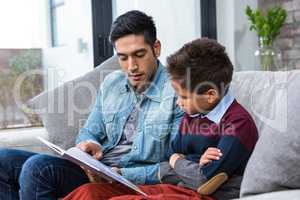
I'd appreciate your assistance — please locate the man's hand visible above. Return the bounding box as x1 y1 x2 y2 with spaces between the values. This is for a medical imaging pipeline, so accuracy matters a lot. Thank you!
169 153 185 168
76 140 103 160
84 167 121 184
199 147 222 166
111 167 122 175
84 169 114 183
76 141 105 183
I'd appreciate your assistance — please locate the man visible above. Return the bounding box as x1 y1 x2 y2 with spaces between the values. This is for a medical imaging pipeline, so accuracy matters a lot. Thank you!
0 10 182 199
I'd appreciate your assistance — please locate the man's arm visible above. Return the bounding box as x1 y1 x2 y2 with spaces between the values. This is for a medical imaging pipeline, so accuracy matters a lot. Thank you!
121 100 184 185
167 102 184 158
121 163 160 184
75 89 107 146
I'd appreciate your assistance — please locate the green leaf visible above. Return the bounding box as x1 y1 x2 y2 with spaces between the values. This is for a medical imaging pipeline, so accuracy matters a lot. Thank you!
245 5 287 43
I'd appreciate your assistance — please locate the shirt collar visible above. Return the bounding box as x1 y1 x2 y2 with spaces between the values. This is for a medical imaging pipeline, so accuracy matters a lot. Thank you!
120 61 165 103
189 90 235 124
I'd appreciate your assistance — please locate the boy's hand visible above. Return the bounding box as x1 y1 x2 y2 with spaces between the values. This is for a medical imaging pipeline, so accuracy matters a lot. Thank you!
199 147 222 166
169 153 185 168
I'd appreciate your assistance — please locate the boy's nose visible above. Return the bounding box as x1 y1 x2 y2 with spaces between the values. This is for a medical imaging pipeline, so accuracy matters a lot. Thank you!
176 98 183 107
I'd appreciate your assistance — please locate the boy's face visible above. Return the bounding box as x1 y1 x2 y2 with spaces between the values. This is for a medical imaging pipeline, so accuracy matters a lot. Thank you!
171 80 219 115
115 34 161 93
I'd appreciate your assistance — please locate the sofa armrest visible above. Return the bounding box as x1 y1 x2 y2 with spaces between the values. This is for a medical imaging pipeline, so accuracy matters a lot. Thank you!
197 172 228 195
0 127 52 154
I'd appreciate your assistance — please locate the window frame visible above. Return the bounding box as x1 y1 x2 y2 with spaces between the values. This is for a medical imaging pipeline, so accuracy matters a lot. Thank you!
201 0 217 40
49 0 65 47
91 0 113 67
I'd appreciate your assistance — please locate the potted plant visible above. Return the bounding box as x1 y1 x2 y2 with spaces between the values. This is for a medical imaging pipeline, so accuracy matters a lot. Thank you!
245 5 287 70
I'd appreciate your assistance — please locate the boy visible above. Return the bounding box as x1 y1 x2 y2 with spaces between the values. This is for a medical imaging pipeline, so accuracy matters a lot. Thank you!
158 38 258 199
63 38 258 200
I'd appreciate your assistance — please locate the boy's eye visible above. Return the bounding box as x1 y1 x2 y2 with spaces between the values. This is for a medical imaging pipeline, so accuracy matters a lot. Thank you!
179 96 188 100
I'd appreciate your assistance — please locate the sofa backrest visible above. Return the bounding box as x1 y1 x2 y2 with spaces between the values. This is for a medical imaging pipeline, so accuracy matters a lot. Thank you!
231 70 300 196
28 54 300 175
27 56 120 149
231 70 300 137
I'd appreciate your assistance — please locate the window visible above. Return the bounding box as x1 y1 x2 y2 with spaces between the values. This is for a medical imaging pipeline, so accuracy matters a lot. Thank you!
0 0 108 130
50 0 66 47
0 1 46 129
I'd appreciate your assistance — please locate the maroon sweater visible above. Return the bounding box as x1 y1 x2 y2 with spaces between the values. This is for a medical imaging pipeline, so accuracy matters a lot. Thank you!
171 100 258 179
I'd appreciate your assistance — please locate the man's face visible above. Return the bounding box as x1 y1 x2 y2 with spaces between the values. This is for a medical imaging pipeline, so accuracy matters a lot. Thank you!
171 80 219 115
115 34 161 92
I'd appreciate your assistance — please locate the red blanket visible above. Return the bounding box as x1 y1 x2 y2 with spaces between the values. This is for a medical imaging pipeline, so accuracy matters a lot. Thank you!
63 183 214 200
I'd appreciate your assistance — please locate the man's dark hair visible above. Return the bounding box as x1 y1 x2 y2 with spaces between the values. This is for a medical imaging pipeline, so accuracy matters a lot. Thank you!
109 10 157 46
167 38 233 95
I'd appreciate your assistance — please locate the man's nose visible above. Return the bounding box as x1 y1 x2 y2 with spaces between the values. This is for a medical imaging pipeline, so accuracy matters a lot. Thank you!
128 57 138 72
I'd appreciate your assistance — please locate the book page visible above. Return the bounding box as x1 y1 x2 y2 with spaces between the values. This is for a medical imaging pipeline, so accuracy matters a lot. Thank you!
37 137 65 156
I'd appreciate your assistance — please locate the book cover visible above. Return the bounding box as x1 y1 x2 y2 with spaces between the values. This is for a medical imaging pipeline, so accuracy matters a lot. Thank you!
37 137 147 196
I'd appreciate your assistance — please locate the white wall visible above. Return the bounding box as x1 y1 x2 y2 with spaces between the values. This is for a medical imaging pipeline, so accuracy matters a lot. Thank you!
42 0 94 89
0 0 94 89
1 0 258 91
0 0 47 48
217 0 235 67
217 0 259 71
113 0 201 64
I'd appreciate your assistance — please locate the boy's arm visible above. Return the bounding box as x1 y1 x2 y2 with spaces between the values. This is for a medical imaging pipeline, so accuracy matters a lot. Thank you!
169 134 249 191
200 116 258 179
169 116 257 190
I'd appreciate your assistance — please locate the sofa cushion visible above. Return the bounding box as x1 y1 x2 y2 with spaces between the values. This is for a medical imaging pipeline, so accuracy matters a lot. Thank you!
27 56 120 149
0 127 50 153
236 189 300 200
230 70 300 196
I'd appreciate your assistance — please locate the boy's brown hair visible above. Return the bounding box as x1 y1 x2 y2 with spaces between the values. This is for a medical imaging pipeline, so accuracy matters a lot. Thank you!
167 38 233 95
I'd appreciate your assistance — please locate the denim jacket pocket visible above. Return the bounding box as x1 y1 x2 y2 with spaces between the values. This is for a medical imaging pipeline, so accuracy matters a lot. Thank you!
103 113 114 123
142 121 171 162
145 121 170 140
103 113 116 142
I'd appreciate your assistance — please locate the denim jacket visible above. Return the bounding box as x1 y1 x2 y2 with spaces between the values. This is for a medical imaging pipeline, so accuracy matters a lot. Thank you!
76 62 183 184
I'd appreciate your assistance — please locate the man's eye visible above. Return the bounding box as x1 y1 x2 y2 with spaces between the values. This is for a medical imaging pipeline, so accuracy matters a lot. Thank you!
119 56 127 61
136 52 145 58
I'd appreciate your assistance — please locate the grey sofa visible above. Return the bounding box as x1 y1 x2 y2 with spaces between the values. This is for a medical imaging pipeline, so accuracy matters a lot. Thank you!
1 56 300 199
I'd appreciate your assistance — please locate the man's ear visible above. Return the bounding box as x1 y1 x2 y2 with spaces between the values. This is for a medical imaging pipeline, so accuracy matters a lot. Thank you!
153 40 161 57
206 89 219 104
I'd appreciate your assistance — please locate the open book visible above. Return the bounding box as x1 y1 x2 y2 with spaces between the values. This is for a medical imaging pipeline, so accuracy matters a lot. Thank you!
37 137 147 196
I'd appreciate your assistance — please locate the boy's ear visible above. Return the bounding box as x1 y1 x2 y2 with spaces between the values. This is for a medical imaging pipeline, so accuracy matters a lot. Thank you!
206 89 219 104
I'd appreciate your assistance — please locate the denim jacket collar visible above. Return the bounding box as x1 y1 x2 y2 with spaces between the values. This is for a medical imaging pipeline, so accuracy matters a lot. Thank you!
119 61 165 103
